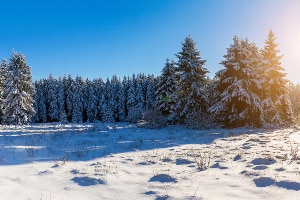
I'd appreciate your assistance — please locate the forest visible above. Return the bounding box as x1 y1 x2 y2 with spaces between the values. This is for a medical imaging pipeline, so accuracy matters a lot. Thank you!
0 30 300 128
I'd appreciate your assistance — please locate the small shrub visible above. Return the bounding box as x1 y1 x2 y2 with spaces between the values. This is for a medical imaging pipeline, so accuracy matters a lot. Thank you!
127 107 144 123
290 143 299 160
190 149 211 171
140 108 167 129
25 146 35 157
185 112 216 130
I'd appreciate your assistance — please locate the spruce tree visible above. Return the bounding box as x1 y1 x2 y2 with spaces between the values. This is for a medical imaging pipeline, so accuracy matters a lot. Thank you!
1 53 35 125
175 36 209 123
110 75 120 121
101 103 115 123
210 36 263 128
261 30 293 126
57 77 68 123
126 74 143 122
45 74 59 122
0 59 7 92
98 80 115 123
156 59 177 116
288 83 300 124
32 80 47 123
136 73 146 110
85 79 97 122
118 76 128 121
0 59 7 122
93 77 105 121
145 74 157 110
72 76 85 123
65 75 75 122
127 74 138 110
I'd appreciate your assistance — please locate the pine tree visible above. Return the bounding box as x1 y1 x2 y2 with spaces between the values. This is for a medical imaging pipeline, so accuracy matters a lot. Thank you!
0 59 7 123
210 36 263 128
1 53 35 125
126 74 143 122
98 80 115 123
145 75 157 110
136 73 146 110
101 103 115 123
32 80 47 123
45 74 59 122
111 76 125 122
85 79 97 122
288 83 300 124
0 59 7 91
93 78 105 121
175 36 209 123
109 75 120 121
156 59 177 116
117 76 128 121
127 74 138 110
32 81 39 123
72 75 85 123
57 77 68 123
261 30 293 126
65 75 75 122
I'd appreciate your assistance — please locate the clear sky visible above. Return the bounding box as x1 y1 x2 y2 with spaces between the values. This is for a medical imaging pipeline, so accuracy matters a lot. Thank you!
0 0 299 83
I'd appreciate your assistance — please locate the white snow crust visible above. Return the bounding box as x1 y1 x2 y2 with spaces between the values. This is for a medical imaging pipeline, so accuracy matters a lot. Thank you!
0 123 299 199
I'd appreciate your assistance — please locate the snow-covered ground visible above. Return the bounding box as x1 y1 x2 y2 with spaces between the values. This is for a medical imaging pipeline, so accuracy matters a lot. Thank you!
0 123 299 200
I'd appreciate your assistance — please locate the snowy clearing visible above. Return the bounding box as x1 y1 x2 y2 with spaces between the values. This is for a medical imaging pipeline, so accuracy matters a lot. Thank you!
0 123 300 200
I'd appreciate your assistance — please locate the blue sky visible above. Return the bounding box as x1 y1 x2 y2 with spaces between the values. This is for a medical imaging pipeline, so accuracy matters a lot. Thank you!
0 0 299 83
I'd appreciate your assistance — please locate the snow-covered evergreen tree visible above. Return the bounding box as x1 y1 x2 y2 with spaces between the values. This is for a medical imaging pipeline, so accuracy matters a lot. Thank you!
136 73 146 110
72 75 85 123
1 53 35 125
45 74 59 122
32 82 39 123
93 78 105 121
145 74 157 110
117 76 128 121
101 103 115 123
85 79 97 122
32 80 47 123
260 30 293 126
126 74 143 122
0 60 7 92
65 75 75 122
175 36 209 123
0 59 8 123
98 91 106 122
98 79 115 123
205 76 216 108
288 83 300 124
126 74 138 110
156 59 177 116
57 77 68 123
110 75 120 121
210 36 263 128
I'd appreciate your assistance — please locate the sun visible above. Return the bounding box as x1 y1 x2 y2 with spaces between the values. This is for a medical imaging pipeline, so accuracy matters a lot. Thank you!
281 31 300 83
275 3 300 84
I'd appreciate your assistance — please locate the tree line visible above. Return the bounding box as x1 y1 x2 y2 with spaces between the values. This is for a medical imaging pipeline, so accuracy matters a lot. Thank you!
0 30 298 128
32 73 157 124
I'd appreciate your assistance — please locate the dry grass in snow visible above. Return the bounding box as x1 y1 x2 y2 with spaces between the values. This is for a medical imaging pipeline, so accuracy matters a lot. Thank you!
0 123 299 199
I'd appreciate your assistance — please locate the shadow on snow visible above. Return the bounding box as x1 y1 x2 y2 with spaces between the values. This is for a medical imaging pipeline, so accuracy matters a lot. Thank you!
254 177 300 191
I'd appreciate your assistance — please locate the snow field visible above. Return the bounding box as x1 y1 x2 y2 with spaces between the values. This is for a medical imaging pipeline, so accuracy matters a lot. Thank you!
0 123 299 199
